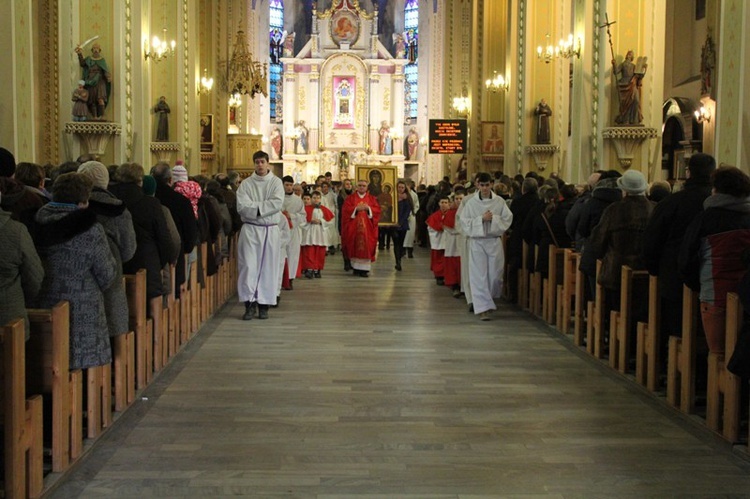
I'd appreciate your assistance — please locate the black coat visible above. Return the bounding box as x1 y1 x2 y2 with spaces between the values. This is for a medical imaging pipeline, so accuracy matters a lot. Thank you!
642 178 712 301
507 191 541 268
577 186 623 277
532 197 575 277
154 183 198 293
110 182 172 299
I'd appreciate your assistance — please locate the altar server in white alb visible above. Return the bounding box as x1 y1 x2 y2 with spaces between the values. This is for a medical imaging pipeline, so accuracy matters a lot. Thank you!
237 151 285 320
281 175 307 289
459 172 513 320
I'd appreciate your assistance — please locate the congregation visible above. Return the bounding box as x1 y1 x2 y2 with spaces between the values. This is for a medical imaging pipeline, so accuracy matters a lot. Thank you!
3 146 750 373
3 146 750 494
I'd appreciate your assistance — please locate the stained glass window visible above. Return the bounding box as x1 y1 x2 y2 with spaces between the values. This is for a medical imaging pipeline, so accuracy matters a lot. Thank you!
269 0 284 121
404 0 419 120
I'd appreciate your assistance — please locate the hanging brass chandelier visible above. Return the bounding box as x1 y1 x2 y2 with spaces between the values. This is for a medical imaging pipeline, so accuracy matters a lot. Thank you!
225 25 268 98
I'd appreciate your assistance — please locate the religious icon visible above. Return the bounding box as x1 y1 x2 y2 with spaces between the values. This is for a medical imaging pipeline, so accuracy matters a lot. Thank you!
357 164 398 226
330 10 360 47
333 77 355 129
481 122 504 154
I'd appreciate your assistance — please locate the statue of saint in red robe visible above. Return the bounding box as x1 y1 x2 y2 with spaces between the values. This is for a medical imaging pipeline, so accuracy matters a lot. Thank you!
341 180 382 276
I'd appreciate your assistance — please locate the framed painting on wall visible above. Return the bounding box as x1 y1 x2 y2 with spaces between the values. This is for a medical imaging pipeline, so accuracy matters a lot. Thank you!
200 114 214 151
481 121 504 155
355 164 398 226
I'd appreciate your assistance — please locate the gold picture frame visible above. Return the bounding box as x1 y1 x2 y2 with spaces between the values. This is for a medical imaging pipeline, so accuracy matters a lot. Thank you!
481 121 504 155
356 164 398 226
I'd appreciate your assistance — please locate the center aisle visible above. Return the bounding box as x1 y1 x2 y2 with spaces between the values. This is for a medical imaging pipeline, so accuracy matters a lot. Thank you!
52 247 750 497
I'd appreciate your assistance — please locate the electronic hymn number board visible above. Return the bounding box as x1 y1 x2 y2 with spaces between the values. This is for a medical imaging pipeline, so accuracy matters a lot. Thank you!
428 119 468 154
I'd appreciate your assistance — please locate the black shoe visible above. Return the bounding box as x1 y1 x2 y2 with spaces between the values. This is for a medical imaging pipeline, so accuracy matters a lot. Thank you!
407 248 414 258
436 277 445 286
395 259 402 271
258 305 269 319
468 304 474 313
271 296 280 308
304 269 314 279
344 259 352 271
243 301 256 320
359 271 369 278
314 270 321 278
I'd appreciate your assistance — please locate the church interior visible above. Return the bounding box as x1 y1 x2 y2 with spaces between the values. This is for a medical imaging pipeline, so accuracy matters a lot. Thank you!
3 0 750 497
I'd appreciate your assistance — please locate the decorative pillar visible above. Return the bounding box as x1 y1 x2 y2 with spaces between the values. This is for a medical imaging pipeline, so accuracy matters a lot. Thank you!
715 0 749 170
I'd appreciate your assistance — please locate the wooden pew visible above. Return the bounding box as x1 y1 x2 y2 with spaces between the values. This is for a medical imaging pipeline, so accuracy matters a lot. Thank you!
543 246 565 325
586 260 606 358
84 364 112 439
556 249 577 334
125 270 153 389
609 266 649 373
528 246 543 317
667 286 700 413
112 331 135 412
518 241 530 309
2 319 44 499
199 242 209 324
189 261 199 337
706 292 744 442
167 264 180 360
635 275 660 392
26 302 83 473
149 295 167 373
573 253 586 347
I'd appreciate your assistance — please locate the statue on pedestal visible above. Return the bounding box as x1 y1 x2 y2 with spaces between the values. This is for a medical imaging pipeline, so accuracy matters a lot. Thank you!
75 42 112 120
534 99 552 144
154 96 170 142
613 50 647 125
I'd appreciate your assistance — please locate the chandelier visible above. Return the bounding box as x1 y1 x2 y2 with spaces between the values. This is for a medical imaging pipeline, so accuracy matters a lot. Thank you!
485 71 509 93
537 33 581 63
225 27 268 98
452 86 471 116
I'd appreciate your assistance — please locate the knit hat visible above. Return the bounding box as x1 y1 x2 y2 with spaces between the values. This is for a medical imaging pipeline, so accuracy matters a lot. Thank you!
617 170 648 195
142 175 157 196
0 147 16 177
174 179 202 218
172 164 188 183
595 177 620 190
78 160 110 190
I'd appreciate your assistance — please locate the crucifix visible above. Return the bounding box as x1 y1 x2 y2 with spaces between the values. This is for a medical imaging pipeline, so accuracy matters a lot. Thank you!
599 13 617 67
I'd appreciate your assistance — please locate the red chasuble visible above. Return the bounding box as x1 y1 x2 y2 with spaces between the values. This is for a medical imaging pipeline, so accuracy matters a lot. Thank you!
341 192 382 262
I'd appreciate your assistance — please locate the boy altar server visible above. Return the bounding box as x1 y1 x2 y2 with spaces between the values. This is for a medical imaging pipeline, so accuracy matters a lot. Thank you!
459 172 513 320
300 191 335 278
237 151 285 320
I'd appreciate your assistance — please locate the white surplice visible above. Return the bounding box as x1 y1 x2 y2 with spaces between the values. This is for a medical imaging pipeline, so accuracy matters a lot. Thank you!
282 193 307 280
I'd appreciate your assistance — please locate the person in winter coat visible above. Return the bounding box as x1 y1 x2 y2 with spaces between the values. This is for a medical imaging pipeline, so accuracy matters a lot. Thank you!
576 172 623 298
643 153 715 353
565 171 603 251
110 163 172 300
588 170 655 312
0 192 44 340
32 172 117 369
0 176 45 229
506 177 540 303
78 161 137 338
679 166 750 354
532 184 576 278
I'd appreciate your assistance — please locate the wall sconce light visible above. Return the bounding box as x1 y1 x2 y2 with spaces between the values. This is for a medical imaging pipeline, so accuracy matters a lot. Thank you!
144 27 176 62
452 86 471 116
694 106 711 123
485 71 510 93
228 92 242 108
537 33 581 63
198 69 214 95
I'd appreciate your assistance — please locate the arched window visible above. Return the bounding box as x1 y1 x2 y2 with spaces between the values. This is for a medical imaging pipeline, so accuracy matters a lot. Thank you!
269 0 284 121
404 0 419 121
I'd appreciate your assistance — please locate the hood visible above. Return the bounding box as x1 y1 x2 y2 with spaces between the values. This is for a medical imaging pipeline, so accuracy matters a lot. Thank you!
591 186 623 203
704 193 750 213
89 187 126 217
0 177 27 207
33 203 97 247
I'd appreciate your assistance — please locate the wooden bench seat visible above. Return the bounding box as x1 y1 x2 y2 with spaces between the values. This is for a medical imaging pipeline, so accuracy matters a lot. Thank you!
2 319 44 499
635 275 660 391
706 292 744 442
543 245 565 325
609 266 649 373
667 286 700 413
26 302 83 473
125 270 152 390
586 260 606 358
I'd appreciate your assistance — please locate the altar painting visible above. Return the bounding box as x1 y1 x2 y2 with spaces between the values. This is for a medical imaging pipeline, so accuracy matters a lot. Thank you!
333 76 355 129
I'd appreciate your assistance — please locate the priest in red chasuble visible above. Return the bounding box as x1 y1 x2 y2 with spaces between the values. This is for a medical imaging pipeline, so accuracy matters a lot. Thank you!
341 179 381 277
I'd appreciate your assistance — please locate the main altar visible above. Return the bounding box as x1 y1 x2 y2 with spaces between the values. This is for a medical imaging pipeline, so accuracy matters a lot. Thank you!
277 0 414 183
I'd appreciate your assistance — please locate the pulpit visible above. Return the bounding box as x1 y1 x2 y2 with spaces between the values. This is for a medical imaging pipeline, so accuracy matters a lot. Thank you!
227 134 263 173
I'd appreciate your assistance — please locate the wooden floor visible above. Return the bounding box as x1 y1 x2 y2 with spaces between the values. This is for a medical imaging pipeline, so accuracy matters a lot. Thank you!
50 247 750 498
